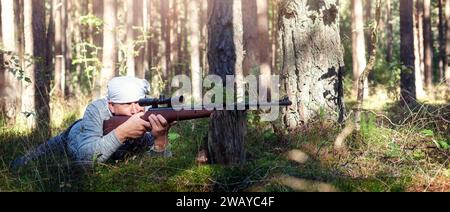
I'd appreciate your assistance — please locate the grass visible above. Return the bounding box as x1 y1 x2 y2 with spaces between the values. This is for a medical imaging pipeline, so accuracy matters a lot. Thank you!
0 91 449 192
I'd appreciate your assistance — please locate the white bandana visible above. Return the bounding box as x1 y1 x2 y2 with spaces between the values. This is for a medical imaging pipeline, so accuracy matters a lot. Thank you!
107 76 150 103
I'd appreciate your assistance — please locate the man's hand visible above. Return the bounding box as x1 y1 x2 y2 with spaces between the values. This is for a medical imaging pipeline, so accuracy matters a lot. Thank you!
115 112 151 143
148 114 170 151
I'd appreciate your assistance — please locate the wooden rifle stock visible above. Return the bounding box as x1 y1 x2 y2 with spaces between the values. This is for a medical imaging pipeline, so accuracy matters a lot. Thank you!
103 109 213 135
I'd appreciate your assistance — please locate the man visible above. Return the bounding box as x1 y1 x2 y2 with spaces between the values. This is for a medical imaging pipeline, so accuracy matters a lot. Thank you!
12 76 171 168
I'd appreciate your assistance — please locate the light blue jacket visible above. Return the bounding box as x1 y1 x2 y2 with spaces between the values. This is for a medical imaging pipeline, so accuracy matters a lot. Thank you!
67 98 153 163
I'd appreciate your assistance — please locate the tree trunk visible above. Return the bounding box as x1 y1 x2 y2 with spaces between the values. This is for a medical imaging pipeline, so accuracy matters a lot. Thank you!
143 0 149 78
22 0 49 129
199 0 208 77
242 0 259 76
125 0 145 78
147 0 157 73
178 0 185 76
438 0 446 83
14 0 25 71
279 0 346 129
416 0 426 98
400 0 417 104
134 0 145 79
93 0 103 59
0 3 3 121
364 0 372 54
149 0 163 96
386 0 393 62
160 0 170 92
352 0 368 98
53 0 65 98
271 0 279 74
188 0 201 103
45 0 54 133
64 0 72 98
170 0 180 76
446 0 450 92
72 1 83 89
423 0 433 90
97 0 117 98
1 0 20 122
126 0 136 77
414 0 426 99
207 0 247 165
257 0 272 95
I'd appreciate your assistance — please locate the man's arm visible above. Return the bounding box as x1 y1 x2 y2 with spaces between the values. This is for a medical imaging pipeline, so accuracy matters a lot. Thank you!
71 101 124 163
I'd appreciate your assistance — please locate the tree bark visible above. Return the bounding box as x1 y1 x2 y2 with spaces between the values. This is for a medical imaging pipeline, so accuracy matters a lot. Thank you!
416 0 426 98
188 0 201 103
126 0 136 76
53 0 65 98
414 0 426 99
279 0 346 129
423 0 433 90
199 0 208 77
93 0 103 64
0 2 3 121
364 0 372 54
134 0 145 79
149 0 164 96
400 0 417 104
64 0 72 97
386 0 393 62
207 0 247 165
22 0 49 129
125 0 145 78
446 0 450 93
352 0 368 98
242 0 259 76
97 0 117 98
170 0 180 76
257 0 272 95
147 0 157 73
160 0 170 91
438 0 446 83
1 0 20 122
271 0 279 74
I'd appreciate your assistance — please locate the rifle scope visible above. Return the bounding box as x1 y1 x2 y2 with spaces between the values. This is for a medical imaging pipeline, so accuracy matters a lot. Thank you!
138 96 185 107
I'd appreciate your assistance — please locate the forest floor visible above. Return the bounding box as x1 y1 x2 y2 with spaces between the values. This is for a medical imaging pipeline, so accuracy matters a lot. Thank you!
0 86 449 192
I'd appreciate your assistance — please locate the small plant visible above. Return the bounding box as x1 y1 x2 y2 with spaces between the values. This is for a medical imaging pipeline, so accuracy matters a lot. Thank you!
72 41 102 92
0 49 38 84
421 129 434 137
435 140 449 150
79 14 103 33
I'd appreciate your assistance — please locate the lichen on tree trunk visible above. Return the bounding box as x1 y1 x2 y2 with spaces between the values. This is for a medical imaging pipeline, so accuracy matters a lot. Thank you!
278 0 346 130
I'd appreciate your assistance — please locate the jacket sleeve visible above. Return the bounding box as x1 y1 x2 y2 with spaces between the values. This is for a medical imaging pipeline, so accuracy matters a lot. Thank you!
71 102 123 163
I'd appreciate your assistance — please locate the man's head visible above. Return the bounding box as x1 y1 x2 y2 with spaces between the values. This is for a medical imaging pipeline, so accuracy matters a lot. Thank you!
107 76 150 116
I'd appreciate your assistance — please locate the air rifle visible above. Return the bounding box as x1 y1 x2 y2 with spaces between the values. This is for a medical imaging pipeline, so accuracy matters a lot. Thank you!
103 96 292 135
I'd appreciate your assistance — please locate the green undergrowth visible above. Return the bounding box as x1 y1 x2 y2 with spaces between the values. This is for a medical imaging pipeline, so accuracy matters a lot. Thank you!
0 101 448 192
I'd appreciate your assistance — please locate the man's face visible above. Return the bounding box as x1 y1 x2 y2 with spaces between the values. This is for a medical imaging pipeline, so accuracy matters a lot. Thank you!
108 102 145 116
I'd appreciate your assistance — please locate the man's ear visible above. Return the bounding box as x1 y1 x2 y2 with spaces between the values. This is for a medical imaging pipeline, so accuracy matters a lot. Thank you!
108 102 115 114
